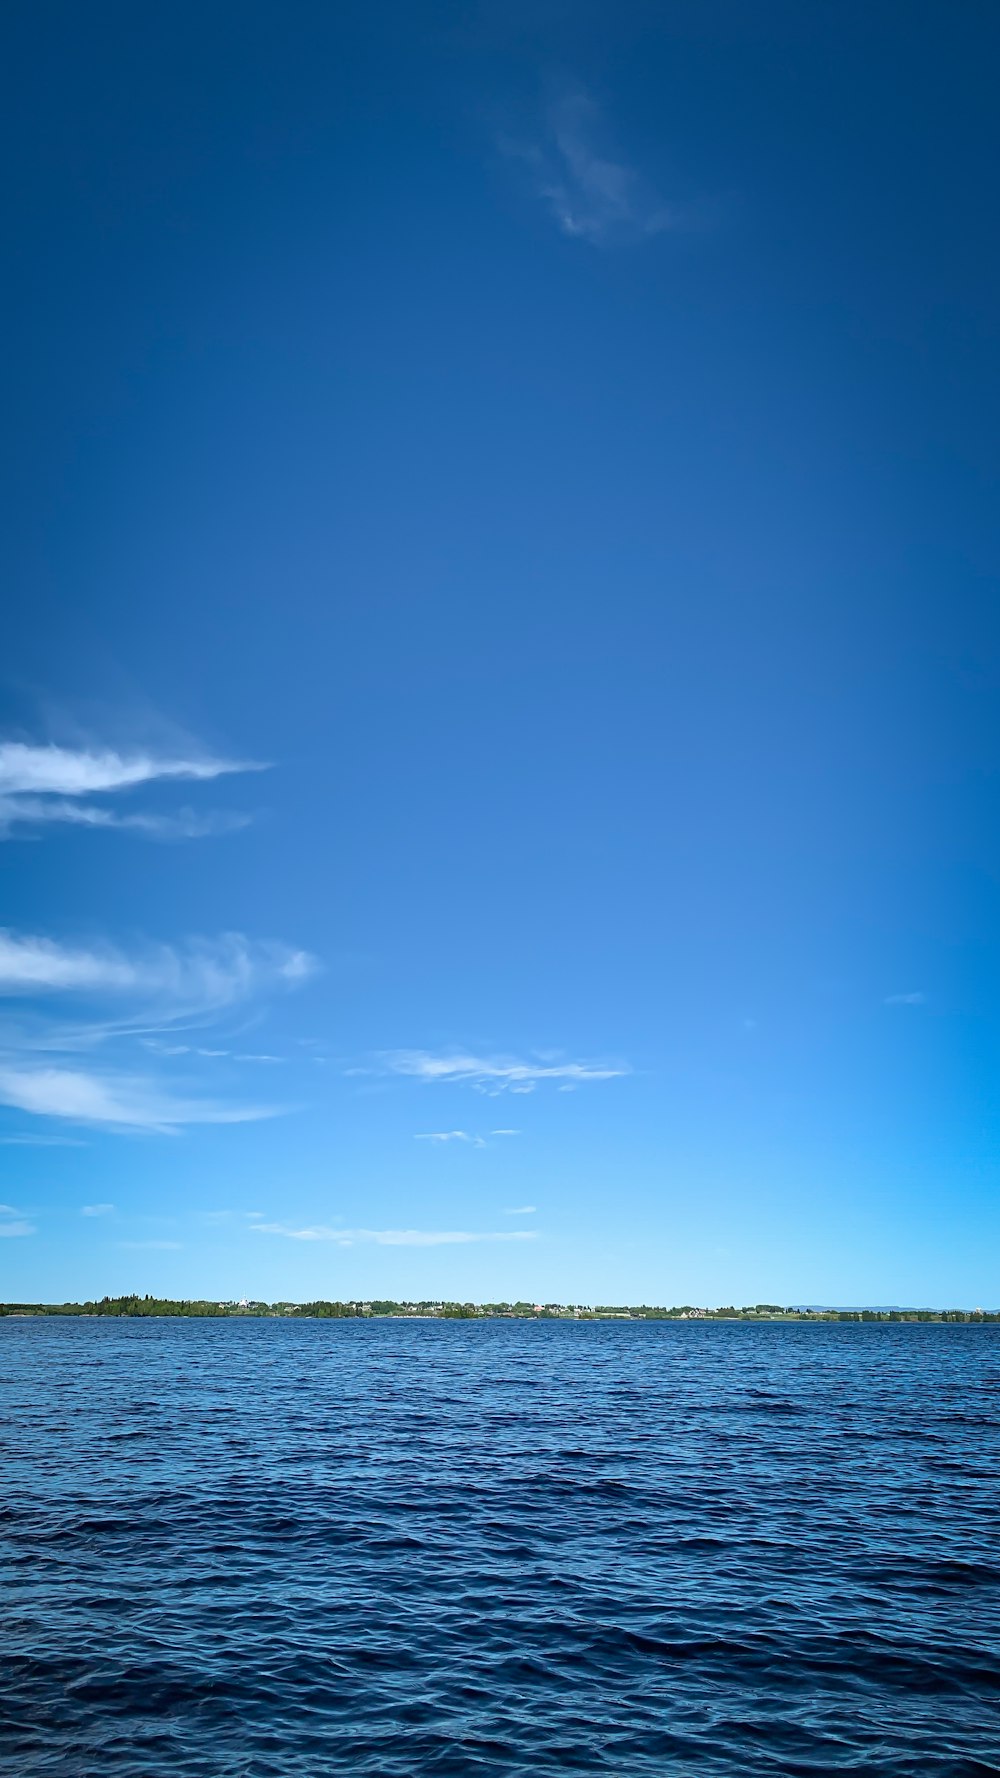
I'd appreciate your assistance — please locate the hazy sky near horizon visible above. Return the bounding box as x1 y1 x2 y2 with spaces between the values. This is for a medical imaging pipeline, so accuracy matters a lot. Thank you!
2 1 999 1305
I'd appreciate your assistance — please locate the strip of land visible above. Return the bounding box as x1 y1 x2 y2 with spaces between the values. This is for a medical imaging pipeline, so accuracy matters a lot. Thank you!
1 1297 996 1321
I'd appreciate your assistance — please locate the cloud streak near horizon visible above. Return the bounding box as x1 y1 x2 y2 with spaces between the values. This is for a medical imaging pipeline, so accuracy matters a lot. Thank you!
253 1224 538 1246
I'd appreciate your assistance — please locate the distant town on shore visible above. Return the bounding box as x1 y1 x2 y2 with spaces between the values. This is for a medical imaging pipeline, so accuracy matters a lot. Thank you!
2 1296 997 1322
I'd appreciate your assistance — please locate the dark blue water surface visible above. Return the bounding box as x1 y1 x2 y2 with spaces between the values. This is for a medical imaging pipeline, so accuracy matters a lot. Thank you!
2 1319 999 1776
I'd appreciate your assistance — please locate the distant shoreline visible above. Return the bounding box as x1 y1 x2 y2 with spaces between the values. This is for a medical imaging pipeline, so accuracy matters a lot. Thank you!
2 1297 997 1323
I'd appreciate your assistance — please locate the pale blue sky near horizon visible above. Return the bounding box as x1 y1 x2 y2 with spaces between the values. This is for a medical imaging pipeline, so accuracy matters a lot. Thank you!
2 1 999 1305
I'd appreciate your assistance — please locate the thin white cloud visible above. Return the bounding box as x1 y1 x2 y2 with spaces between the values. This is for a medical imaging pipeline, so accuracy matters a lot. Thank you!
253 1223 537 1246
0 930 313 1005
0 742 262 796
491 1129 520 1137
0 797 252 840
144 1043 233 1058
415 1130 484 1146
503 87 676 246
885 992 926 1006
0 931 145 993
0 1132 86 1146
81 1203 114 1216
0 739 267 843
504 1205 536 1215
0 733 303 1142
383 1050 627 1091
0 1063 282 1134
0 928 315 1134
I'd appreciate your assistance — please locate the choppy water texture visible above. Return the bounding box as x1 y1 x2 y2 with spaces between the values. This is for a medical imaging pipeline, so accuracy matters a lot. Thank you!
2 1320 999 1776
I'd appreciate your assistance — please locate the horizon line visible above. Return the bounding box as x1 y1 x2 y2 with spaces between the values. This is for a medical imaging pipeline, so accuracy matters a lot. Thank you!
2 1297 997 1320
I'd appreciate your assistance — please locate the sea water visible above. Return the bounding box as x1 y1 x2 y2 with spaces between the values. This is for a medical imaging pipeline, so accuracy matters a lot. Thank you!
2 1317 998 1774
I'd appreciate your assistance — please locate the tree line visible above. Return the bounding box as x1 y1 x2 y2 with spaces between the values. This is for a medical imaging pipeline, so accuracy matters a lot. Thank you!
1 1295 997 1322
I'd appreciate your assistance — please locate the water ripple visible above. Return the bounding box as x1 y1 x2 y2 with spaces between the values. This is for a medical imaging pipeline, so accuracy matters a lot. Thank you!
2 1319 999 1774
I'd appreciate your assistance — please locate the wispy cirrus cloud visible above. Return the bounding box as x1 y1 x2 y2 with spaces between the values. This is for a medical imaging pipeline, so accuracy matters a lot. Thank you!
0 1064 282 1134
0 930 314 1024
0 739 266 842
0 928 317 1132
2 797 253 840
502 87 676 246
0 1132 86 1146
0 742 260 796
415 1130 485 1147
382 1050 627 1093
415 1127 522 1148
885 992 926 1006
253 1224 537 1247
81 1203 114 1216
504 1205 536 1215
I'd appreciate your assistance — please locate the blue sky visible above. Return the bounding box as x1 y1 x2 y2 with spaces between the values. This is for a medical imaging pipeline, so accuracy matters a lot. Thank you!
2 1 999 1305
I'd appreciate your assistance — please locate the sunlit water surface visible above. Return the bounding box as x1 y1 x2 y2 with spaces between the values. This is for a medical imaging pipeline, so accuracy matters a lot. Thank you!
2 1317 999 1775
